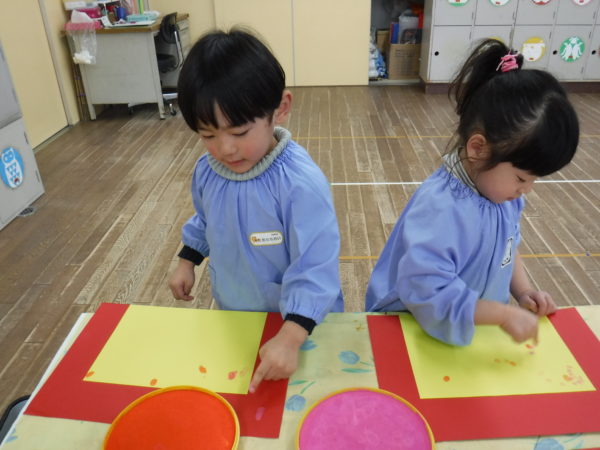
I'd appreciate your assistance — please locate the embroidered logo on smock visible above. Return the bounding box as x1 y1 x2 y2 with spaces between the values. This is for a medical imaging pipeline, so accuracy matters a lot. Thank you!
249 231 284 246
501 237 513 268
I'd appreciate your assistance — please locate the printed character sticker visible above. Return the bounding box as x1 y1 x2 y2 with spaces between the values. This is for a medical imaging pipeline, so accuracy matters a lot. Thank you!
501 237 513 268
1 147 24 189
560 36 585 62
572 0 592 5
532 0 552 4
521 37 546 62
449 0 470 5
489 0 511 5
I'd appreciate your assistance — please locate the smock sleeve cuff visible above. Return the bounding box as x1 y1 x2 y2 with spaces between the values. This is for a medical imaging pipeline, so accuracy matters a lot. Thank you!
178 245 205 266
284 313 317 335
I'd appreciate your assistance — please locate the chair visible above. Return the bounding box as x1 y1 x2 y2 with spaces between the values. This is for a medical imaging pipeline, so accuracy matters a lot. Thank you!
0 395 30 442
155 13 184 116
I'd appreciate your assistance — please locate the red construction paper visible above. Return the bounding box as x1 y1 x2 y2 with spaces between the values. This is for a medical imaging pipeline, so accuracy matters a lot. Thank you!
367 308 600 442
26 303 288 438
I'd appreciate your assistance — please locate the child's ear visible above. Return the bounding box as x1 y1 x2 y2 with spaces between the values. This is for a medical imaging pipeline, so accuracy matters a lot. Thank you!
465 134 489 161
273 90 293 125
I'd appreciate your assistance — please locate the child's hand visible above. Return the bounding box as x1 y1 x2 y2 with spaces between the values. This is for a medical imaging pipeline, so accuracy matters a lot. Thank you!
248 321 308 393
168 259 196 301
500 306 539 344
516 290 557 317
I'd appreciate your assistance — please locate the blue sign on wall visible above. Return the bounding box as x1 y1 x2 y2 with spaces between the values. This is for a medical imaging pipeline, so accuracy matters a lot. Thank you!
1 147 24 189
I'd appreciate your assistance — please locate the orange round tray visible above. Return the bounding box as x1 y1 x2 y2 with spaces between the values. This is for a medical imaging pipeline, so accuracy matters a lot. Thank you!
103 386 239 450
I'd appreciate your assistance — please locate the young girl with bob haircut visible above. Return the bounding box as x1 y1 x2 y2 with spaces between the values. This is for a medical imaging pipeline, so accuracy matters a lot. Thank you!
366 39 579 346
169 29 343 391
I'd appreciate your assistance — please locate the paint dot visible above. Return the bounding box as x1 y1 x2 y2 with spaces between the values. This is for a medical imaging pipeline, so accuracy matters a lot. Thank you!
534 437 565 450
199 365 207 374
228 371 238 380
255 406 266 421
563 374 573 382
150 378 158 386
285 394 306 411
301 340 317 351
526 344 534 349
85 371 95 378
443 376 450 382
507 360 516 366
338 351 360 365
494 358 501 363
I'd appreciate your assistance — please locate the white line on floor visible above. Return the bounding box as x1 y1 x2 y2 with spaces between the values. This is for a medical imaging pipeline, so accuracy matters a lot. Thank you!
331 180 600 186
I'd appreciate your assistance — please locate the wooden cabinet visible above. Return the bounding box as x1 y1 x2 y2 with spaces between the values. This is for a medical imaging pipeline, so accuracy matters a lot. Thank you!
515 0 557 26
475 0 517 26
584 26 600 80
420 0 600 84
433 0 476 26
556 0 598 26
548 25 593 80
513 25 553 70
214 0 371 86
425 26 472 81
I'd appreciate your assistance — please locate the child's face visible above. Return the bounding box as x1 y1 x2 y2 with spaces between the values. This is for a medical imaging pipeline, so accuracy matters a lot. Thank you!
474 162 537 204
198 106 278 174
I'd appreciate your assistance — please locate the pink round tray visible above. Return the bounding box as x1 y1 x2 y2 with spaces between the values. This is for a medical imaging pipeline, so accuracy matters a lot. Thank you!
296 387 435 450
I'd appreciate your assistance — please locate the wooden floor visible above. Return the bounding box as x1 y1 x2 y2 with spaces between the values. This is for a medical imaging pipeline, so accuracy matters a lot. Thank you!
1 86 599 413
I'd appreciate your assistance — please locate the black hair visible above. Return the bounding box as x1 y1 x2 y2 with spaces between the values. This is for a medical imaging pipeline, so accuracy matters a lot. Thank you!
449 39 579 177
177 28 286 132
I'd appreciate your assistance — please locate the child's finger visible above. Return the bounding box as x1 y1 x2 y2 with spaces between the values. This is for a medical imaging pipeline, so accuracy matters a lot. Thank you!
249 362 268 394
536 299 550 317
531 321 539 345
521 297 537 313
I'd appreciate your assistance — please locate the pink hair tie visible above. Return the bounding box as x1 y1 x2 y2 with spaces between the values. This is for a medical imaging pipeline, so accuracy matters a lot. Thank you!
496 52 519 73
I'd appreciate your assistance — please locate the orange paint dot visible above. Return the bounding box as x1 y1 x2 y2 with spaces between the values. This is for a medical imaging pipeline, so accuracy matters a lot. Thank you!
526 344 534 349
443 376 450 382
228 371 238 380
85 371 95 378
199 365 207 374
563 374 573 382
494 358 501 363
508 361 516 366
150 378 158 386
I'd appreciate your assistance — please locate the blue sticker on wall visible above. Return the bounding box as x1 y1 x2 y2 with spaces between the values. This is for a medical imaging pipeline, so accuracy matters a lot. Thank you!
1 147 25 189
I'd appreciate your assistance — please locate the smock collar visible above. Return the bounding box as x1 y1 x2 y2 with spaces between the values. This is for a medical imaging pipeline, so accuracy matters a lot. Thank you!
207 127 291 181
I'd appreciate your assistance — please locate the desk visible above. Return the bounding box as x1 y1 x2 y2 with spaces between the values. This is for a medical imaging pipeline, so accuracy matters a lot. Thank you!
2 306 600 449
77 14 189 120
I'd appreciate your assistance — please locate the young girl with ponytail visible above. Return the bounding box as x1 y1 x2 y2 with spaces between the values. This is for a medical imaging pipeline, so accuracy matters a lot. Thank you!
366 39 580 346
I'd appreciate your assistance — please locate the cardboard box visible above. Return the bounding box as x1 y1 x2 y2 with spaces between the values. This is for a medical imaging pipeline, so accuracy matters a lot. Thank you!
387 43 421 80
375 29 390 56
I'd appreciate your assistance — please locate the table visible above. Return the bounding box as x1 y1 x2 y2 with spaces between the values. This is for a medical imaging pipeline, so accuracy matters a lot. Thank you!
1 306 599 449
76 14 188 120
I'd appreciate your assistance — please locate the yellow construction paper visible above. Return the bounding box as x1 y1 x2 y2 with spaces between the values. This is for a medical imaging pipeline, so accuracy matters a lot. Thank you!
86 305 266 394
399 313 595 399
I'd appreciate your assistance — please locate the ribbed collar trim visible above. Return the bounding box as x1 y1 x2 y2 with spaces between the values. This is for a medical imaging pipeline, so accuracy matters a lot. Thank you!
207 127 291 181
